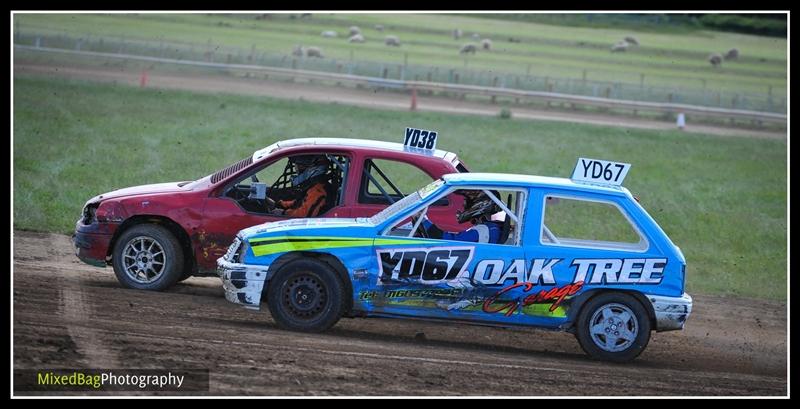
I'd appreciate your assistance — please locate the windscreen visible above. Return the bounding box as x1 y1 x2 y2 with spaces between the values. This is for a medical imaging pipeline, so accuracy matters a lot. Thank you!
368 179 444 225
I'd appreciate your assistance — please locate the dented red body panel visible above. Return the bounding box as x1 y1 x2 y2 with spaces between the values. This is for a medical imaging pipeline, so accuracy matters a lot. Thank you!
73 140 468 276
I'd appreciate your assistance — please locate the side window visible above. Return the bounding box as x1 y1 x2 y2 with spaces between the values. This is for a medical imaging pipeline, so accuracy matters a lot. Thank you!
451 188 523 246
223 154 348 215
251 158 290 189
541 195 646 251
359 159 447 206
382 187 526 247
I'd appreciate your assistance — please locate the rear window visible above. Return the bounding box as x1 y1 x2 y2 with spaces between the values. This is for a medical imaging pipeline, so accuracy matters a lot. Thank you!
541 195 646 251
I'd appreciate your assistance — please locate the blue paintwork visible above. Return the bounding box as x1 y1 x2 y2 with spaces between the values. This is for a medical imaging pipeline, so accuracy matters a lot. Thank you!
226 172 687 330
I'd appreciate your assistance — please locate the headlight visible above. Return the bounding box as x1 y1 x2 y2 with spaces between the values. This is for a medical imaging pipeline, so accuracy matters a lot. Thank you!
81 203 98 225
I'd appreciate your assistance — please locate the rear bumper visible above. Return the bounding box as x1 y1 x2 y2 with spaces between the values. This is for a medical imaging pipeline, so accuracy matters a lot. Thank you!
217 257 269 311
647 293 693 332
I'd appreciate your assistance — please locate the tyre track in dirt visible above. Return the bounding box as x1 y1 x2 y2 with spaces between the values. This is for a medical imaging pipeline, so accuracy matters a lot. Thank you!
13 63 786 140
59 284 122 368
13 231 787 396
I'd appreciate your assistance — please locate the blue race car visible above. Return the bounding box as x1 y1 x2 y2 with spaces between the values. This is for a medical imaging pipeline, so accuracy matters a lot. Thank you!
218 158 692 362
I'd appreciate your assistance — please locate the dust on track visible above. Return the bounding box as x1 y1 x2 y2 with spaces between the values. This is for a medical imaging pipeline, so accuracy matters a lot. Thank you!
12 231 787 396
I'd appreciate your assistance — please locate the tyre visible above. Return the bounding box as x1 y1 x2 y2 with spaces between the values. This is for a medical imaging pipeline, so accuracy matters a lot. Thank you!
266 258 346 332
177 270 194 282
575 292 651 362
112 224 185 291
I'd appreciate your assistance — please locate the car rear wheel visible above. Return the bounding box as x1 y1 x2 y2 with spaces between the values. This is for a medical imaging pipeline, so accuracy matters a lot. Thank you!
575 292 651 362
266 259 346 332
112 224 184 291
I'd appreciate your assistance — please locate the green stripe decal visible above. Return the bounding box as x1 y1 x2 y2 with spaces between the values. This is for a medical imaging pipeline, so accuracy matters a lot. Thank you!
247 236 440 257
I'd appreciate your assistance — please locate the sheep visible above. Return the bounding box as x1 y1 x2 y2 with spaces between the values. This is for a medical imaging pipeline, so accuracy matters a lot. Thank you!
291 45 304 57
459 43 477 54
481 38 492 50
321 30 338 38
348 34 365 43
384 35 401 47
305 46 323 58
349 26 361 36
624 36 639 46
709 53 723 67
453 29 462 39
724 48 739 60
471 33 480 40
610 41 629 52
374 24 384 32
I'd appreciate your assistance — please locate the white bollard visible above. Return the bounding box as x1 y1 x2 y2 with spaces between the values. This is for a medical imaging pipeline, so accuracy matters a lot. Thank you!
676 113 686 130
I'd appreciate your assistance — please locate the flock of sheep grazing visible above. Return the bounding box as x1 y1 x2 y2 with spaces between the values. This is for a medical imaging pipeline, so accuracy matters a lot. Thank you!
454 29 493 54
292 25 403 58
292 21 741 71
607 36 740 68
291 23 500 59
292 45 323 58
610 36 639 52
709 48 739 67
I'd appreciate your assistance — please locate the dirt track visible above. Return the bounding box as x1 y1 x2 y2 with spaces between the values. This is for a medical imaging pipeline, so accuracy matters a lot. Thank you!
13 231 787 396
14 62 786 140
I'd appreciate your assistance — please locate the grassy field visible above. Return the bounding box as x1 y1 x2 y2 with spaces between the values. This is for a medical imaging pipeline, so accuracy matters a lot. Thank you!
15 13 787 100
12 75 786 300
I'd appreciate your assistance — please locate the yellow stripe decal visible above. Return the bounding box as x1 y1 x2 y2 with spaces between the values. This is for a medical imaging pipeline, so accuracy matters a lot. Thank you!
247 236 440 257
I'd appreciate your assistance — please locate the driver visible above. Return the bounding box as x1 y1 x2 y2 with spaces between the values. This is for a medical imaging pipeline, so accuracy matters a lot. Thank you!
270 155 333 217
420 190 504 244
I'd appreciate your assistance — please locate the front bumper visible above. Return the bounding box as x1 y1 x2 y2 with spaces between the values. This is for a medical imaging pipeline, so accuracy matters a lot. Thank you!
217 257 269 311
72 220 114 267
647 293 693 332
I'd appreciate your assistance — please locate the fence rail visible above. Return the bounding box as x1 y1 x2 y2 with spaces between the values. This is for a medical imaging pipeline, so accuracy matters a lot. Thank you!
14 31 787 114
15 45 787 125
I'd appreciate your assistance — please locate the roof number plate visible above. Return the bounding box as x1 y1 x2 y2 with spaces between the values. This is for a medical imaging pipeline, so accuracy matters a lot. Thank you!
571 158 631 186
404 127 438 151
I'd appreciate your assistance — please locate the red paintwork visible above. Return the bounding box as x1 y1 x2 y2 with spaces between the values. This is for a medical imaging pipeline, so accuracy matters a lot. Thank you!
74 142 468 276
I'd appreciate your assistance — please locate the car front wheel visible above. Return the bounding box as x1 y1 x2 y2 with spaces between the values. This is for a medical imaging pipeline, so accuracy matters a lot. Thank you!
266 259 346 332
112 224 184 291
575 292 651 362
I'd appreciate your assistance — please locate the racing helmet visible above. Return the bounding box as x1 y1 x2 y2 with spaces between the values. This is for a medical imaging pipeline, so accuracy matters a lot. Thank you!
456 190 501 224
291 154 329 169
290 155 330 186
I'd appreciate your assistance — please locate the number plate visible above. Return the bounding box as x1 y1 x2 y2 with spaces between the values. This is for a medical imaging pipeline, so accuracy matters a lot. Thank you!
571 158 631 186
403 127 438 151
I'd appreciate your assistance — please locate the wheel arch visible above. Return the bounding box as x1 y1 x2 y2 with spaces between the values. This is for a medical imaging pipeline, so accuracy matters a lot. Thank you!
564 289 656 332
108 215 196 276
264 251 354 316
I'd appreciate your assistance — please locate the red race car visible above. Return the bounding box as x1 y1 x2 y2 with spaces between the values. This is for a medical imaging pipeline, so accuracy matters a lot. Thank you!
73 136 470 291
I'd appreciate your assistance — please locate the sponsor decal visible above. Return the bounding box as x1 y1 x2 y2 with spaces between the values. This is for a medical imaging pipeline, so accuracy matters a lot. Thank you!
372 247 667 317
571 258 666 284
477 258 665 316
359 288 465 301
483 281 584 316
376 249 666 287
